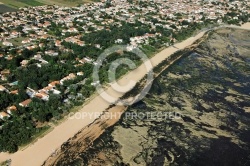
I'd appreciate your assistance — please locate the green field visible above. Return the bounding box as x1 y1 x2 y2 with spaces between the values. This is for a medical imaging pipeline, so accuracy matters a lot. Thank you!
0 0 94 9
38 0 94 6
18 0 44 6
0 4 17 13
0 0 43 8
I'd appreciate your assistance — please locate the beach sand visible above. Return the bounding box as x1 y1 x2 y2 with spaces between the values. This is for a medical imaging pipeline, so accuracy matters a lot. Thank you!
239 22 250 29
0 23 249 166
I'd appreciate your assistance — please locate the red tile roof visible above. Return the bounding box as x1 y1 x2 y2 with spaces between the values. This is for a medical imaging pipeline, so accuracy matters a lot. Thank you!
19 99 32 107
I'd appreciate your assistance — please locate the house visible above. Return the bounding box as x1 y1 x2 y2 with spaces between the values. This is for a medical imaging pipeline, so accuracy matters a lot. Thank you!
34 54 42 60
35 92 49 101
55 40 61 47
22 39 31 44
43 21 51 28
7 105 17 114
77 41 85 46
39 86 53 94
45 50 59 56
84 57 93 63
9 81 18 86
0 85 6 91
2 41 13 46
0 75 7 81
5 55 13 61
27 45 38 50
68 28 78 33
79 58 87 64
10 89 18 95
1 69 10 75
77 72 84 76
0 112 9 119
19 99 32 107
48 81 60 87
91 81 100 86
20 60 29 66
51 89 61 95
26 87 36 98
41 34 49 39
115 39 123 44
11 31 19 37
60 73 76 84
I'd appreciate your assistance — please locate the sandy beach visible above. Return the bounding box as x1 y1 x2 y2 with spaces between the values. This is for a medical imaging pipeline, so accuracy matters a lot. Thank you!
0 23 249 166
239 22 250 29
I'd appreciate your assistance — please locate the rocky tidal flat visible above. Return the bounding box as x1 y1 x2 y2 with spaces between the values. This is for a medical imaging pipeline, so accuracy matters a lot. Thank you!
60 28 250 166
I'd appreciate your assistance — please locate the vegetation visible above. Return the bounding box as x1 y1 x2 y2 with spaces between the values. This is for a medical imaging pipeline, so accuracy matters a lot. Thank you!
0 5 17 14
18 0 44 6
0 0 94 9
0 0 249 153
0 0 43 8
72 29 250 166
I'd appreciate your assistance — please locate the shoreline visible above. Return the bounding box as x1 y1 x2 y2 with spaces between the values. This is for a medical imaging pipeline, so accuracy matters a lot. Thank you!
0 22 250 166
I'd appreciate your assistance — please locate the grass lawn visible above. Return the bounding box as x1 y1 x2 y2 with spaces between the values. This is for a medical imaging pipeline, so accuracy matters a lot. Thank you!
8 37 27 46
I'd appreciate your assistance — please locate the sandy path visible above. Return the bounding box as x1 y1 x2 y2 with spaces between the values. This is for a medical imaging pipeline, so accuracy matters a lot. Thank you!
0 23 249 166
236 22 250 29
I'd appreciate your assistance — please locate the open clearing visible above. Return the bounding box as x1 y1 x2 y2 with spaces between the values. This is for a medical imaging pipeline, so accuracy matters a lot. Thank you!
37 0 94 6
0 4 17 13
0 0 93 9
0 0 44 8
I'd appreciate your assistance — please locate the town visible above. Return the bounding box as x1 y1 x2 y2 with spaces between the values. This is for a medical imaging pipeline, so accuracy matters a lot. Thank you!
0 0 249 152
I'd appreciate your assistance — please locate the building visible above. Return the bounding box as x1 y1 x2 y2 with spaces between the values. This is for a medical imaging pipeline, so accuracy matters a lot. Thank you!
77 72 84 76
2 41 13 46
0 85 6 91
60 73 76 84
91 81 100 86
19 99 32 107
10 89 18 95
0 112 9 119
48 81 60 87
1 69 10 75
26 87 36 98
7 105 17 114
39 86 53 94
35 92 49 101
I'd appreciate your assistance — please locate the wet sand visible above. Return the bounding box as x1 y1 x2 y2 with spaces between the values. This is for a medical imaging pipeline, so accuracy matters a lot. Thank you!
0 23 249 166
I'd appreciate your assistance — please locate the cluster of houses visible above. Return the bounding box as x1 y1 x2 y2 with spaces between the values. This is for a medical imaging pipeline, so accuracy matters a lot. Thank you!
0 71 85 120
0 98 32 120
0 105 18 120
0 102 23 120
130 33 162 47
0 0 249 51
0 1 249 73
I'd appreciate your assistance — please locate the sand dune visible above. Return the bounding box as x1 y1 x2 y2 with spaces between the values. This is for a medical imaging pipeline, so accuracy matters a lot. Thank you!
0 23 249 166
